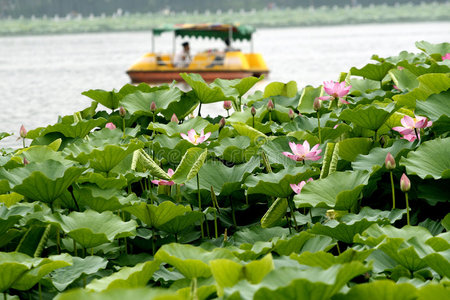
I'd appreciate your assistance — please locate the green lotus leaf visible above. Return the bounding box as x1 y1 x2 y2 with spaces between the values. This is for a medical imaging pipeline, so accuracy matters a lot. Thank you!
63 129 143 172
393 73 450 109
339 102 396 131
338 138 373 162
416 40 450 56
0 192 23 207
154 243 236 279
417 283 450 300
0 160 86 203
75 184 138 212
261 198 288 229
171 147 207 184
158 211 204 234
244 166 319 198
319 124 352 143
273 231 332 256
82 89 121 110
213 75 264 98
233 226 290 246
309 207 405 243
14 145 70 165
160 90 199 120
180 73 235 103
397 59 450 76
77 172 128 190
334 280 418 300
45 210 137 248
51 256 108 291
297 85 322 113
443 213 450 231
151 135 195 164
400 137 450 179
55 287 182 300
231 122 267 144
355 224 449 275
352 139 412 173
0 204 34 236
12 254 73 290
210 136 254 163
26 118 107 139
148 116 211 137
131 149 170 180
350 62 394 81
264 81 297 98
290 248 373 269
415 90 450 121
184 156 259 196
0 132 11 141
210 254 273 296
120 88 182 116
124 201 192 229
224 261 370 300
0 252 72 292
349 78 380 95
389 68 419 91
294 170 370 210
86 260 159 292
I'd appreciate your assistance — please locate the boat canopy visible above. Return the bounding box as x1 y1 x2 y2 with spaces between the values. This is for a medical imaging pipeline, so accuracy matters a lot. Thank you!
152 24 255 41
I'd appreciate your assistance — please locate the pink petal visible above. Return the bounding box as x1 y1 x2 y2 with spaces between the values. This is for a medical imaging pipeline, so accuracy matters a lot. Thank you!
318 96 333 101
414 116 428 128
187 129 197 142
288 142 298 154
310 144 320 153
338 97 349 104
180 133 189 141
151 180 160 185
401 115 415 128
290 183 301 194
283 152 299 161
167 168 174 177
402 134 418 142
392 126 414 135
196 136 205 144
203 131 211 141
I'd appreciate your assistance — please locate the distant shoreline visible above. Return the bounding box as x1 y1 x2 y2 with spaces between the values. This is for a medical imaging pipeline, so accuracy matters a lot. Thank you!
1 3 449 37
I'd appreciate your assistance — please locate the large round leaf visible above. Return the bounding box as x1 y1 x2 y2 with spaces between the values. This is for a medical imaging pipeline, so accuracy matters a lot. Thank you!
339 102 396 131
294 170 370 210
120 88 182 116
45 210 137 248
400 137 450 179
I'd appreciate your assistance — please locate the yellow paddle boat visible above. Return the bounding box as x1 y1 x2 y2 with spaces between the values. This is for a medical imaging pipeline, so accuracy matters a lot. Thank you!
126 24 269 83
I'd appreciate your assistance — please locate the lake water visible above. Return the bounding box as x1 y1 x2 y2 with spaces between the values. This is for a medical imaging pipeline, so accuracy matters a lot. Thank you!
0 22 449 148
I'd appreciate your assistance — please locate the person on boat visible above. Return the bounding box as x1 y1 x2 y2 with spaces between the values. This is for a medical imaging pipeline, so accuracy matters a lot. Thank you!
174 41 191 68
224 38 238 52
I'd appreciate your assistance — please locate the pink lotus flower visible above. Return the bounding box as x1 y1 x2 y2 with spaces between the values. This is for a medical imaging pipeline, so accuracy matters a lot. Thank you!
290 178 313 194
282 141 322 162
223 101 232 110
20 125 27 138
171 113 179 123
400 173 410 192
151 168 175 186
318 81 352 104
105 122 116 129
180 129 211 145
392 115 432 141
442 53 450 61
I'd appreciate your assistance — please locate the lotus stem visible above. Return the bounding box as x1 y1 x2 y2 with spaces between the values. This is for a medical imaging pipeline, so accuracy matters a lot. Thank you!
252 115 255 128
269 111 272 123
317 112 322 144
390 171 396 209
230 196 237 228
336 241 341 255
205 218 210 239
214 210 218 239
56 228 61 254
191 277 199 300
405 192 410 225
198 102 202 117
174 233 178 243
3 292 6 300
22 138 26 148
414 128 420 141
82 247 86 257
197 174 204 238
288 197 298 231
73 239 77 256
91 248 94 256
122 118 126 139
176 184 181 203
39 282 42 300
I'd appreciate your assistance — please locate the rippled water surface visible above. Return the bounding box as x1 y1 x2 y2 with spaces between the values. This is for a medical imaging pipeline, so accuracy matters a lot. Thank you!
1 22 449 148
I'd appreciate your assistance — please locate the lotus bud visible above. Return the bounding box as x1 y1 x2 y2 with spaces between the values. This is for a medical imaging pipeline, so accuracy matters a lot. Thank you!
288 108 295 120
150 101 157 112
385 152 396 170
219 117 226 129
119 106 126 118
20 125 27 138
326 209 337 220
400 173 411 192
267 99 274 112
23 157 29 165
171 113 179 123
105 122 116 130
313 98 321 111
251 106 256 116
223 100 232 110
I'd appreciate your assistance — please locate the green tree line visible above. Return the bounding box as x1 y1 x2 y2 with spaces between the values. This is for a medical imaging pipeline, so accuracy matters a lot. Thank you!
1 0 448 18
